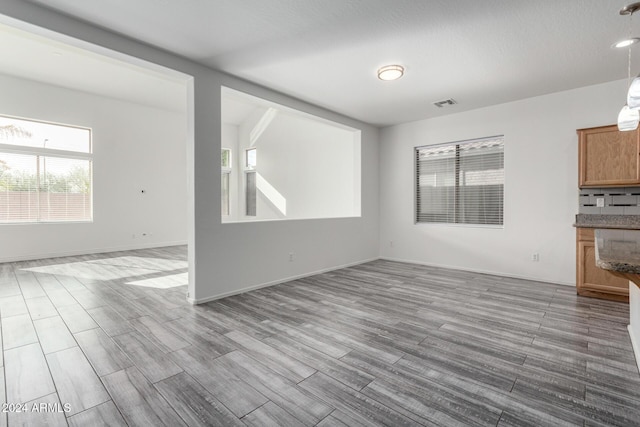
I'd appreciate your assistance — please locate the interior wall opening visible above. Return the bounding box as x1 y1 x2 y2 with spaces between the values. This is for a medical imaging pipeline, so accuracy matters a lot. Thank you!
221 86 362 223
0 17 194 299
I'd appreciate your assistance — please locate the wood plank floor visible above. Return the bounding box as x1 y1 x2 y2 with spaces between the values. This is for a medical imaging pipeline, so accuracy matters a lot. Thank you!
0 246 639 426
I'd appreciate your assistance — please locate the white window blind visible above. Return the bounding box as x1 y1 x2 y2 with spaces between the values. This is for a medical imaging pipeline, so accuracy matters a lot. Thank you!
246 171 256 216
221 149 231 216
416 136 504 225
244 147 257 216
0 115 92 223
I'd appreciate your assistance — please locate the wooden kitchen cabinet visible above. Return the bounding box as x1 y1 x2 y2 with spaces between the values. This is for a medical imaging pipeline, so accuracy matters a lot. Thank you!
578 124 640 187
576 227 629 302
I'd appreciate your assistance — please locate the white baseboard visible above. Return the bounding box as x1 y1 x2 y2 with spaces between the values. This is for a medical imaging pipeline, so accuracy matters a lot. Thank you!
188 257 379 305
628 324 640 376
378 256 574 287
0 240 188 264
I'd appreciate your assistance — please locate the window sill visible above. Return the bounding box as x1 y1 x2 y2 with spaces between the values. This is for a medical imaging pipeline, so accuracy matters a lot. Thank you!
0 220 93 225
415 222 504 229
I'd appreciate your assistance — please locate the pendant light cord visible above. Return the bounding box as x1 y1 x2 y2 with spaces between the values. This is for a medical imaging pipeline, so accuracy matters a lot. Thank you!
629 11 633 88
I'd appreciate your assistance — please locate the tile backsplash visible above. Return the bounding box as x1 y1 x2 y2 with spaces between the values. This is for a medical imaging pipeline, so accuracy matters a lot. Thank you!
579 187 640 215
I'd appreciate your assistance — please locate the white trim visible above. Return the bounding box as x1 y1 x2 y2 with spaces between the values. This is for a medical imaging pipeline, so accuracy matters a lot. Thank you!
628 324 640 376
416 134 504 152
0 220 93 225
245 147 256 170
0 240 188 263
0 143 93 160
187 257 379 305
379 256 575 287
414 222 504 229
222 214 361 224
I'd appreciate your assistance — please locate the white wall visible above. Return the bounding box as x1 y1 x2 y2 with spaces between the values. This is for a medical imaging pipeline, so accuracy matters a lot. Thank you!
237 108 281 221
0 73 187 262
379 79 628 286
232 109 360 222
212 94 378 302
0 0 628 299
257 111 360 220
0 1 380 303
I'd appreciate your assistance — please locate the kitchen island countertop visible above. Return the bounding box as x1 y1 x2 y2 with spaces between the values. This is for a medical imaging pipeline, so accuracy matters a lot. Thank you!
575 214 640 230
595 228 640 278
595 228 640 374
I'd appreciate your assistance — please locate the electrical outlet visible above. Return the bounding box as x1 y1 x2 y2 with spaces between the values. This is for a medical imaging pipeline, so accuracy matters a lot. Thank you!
596 198 605 207
289 252 294 262
390 241 394 248
532 253 540 262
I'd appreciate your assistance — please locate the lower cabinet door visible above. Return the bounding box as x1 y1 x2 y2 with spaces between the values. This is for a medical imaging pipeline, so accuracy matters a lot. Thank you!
577 240 629 300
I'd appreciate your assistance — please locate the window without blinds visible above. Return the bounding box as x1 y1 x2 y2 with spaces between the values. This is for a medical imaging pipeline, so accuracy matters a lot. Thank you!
0 115 92 223
416 136 504 225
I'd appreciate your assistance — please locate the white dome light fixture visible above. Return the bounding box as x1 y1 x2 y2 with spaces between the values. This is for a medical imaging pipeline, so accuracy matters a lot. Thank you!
618 105 640 131
377 65 404 81
617 2 640 130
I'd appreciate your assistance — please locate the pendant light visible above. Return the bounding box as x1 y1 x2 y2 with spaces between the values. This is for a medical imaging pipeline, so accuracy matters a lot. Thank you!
620 29 639 130
619 3 640 130
618 105 639 131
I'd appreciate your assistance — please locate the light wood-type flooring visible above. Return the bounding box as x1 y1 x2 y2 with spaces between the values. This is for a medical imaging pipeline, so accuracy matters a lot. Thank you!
0 245 639 426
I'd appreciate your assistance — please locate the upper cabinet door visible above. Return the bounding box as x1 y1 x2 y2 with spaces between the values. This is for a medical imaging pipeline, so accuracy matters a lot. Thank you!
578 124 640 187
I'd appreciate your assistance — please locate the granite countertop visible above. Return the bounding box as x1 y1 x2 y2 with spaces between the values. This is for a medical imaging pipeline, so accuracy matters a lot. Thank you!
574 214 640 230
595 229 640 275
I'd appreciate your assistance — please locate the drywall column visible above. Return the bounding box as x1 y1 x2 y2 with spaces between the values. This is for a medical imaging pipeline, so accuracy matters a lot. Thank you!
0 1 380 304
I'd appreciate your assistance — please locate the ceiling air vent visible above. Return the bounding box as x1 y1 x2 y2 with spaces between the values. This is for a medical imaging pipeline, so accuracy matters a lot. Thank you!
433 98 457 108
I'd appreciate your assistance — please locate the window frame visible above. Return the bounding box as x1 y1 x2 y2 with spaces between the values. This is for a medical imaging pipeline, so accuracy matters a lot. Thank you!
0 115 93 224
245 147 256 170
221 148 232 170
415 136 504 228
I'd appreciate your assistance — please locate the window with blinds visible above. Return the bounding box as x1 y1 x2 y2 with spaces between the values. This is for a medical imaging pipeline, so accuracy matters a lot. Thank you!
221 148 231 216
416 136 504 225
0 115 92 223
245 148 257 216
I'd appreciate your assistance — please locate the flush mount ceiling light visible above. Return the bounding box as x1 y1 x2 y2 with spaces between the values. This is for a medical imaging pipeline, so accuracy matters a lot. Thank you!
617 3 640 130
377 65 404 81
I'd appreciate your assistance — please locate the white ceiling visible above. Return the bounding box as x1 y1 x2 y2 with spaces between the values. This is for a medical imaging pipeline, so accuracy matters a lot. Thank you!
9 0 639 126
0 22 188 113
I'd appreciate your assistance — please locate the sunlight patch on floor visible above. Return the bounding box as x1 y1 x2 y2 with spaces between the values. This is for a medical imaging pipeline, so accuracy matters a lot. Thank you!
23 256 187 281
89 256 188 271
125 272 188 289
